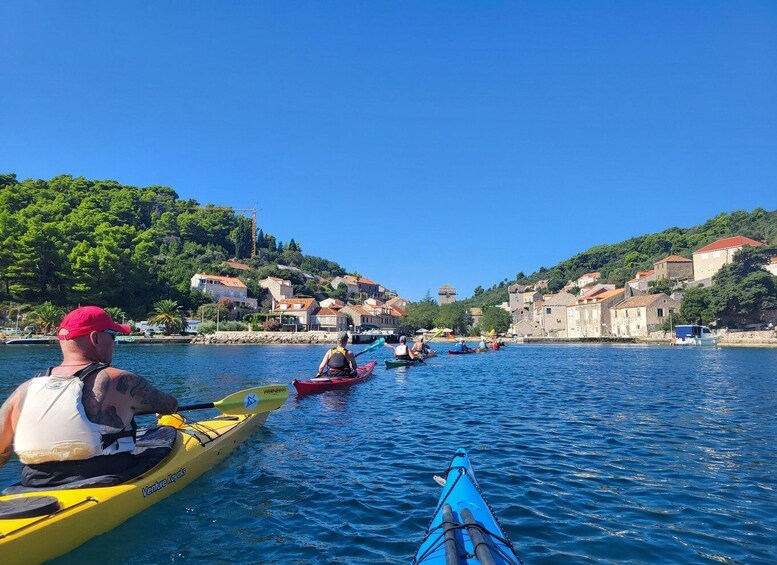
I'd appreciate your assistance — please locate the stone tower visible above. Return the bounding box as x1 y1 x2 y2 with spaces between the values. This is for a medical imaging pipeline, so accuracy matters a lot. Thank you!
438 284 457 305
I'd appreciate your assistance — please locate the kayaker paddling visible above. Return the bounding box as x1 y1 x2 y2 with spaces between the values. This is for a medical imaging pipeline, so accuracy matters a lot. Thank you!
411 335 431 356
0 306 178 488
386 335 419 361
316 331 358 379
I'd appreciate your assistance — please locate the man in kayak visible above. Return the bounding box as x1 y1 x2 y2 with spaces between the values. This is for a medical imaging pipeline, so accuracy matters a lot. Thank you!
386 335 418 361
453 338 471 352
411 335 431 356
0 306 179 487
317 331 358 378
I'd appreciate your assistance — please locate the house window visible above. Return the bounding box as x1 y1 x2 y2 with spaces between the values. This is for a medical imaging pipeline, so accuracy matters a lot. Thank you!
546 307 552 314
657 308 664 317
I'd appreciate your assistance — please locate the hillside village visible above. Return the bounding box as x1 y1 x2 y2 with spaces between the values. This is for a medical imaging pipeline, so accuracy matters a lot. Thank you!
190 235 777 338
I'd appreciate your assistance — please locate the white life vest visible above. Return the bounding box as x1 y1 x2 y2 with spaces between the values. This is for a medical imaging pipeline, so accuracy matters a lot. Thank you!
395 344 410 358
14 372 136 465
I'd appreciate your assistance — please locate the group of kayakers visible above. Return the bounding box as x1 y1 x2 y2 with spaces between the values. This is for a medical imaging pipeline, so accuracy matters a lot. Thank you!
0 310 503 489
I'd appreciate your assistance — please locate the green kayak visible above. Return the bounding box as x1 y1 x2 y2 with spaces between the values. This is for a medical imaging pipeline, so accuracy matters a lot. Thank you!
385 359 418 369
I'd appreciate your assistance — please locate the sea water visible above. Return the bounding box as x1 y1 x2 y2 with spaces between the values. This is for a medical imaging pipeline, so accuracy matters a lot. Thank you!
0 343 775 564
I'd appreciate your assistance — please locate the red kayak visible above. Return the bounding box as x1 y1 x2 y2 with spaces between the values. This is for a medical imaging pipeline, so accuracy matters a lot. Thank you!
292 361 377 395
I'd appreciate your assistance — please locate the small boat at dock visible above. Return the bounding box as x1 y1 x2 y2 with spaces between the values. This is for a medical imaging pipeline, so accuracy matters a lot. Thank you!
672 325 719 347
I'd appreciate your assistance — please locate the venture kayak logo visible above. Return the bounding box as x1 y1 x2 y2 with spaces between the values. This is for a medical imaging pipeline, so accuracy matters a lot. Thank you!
244 393 258 410
142 468 186 497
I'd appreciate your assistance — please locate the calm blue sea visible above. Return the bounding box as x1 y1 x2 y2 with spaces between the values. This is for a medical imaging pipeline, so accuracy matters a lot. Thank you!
1 342 775 564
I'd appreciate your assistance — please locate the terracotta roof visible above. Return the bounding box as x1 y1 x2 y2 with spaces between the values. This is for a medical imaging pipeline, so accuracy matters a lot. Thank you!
195 273 247 288
613 294 673 309
275 298 316 310
695 236 764 254
343 305 373 316
655 255 692 264
264 276 291 284
315 307 346 317
470 308 483 315
226 261 250 271
576 288 623 304
579 272 601 279
390 306 407 317
357 277 377 285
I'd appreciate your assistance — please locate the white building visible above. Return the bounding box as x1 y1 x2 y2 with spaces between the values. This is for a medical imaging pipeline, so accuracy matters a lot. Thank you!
190 273 258 308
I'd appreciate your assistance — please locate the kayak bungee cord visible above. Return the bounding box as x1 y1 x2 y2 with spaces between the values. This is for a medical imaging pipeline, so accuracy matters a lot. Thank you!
412 464 523 565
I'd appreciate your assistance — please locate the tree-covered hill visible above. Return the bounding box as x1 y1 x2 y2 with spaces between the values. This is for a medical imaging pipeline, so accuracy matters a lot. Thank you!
0 173 347 317
460 208 777 307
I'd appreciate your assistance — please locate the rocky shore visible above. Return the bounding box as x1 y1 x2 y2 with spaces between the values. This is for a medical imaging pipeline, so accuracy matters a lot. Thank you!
189 329 777 347
192 331 343 345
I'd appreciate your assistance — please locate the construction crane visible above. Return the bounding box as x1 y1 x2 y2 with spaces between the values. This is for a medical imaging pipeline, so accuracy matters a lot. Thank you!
186 205 260 257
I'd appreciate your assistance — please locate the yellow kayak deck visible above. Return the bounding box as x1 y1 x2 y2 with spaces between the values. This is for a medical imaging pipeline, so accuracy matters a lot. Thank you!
0 412 268 564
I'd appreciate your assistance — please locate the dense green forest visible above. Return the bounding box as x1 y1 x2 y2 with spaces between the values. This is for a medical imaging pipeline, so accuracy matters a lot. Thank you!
458 208 777 308
0 173 347 319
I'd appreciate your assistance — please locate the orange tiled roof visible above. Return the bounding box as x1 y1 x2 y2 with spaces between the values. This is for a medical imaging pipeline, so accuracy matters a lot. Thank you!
275 298 316 310
655 255 692 264
695 236 764 254
576 288 623 304
391 306 407 317
579 271 601 279
196 273 247 288
226 261 250 271
316 307 346 317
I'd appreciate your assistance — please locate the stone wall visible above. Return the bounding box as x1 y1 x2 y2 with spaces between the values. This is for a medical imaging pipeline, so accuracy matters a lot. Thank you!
192 331 340 345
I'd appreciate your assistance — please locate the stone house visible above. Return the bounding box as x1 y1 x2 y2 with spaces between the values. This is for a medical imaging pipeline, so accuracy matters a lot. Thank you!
330 276 359 297
469 307 483 328
386 296 410 309
610 294 679 337
693 236 764 281
507 284 527 312
576 271 601 287
438 284 457 304
627 270 657 292
653 255 693 282
310 307 348 332
272 298 320 330
190 273 258 309
567 288 624 338
319 298 346 310
539 291 577 337
259 276 293 302
512 318 543 337
340 304 381 331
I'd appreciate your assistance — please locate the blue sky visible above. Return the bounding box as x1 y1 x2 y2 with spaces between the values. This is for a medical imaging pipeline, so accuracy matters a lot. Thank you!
2 2 776 301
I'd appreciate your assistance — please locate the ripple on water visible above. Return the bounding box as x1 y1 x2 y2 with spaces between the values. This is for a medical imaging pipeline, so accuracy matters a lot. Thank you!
1 343 776 563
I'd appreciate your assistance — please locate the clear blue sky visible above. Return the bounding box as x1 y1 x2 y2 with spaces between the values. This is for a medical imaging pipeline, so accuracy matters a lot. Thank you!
2 2 776 301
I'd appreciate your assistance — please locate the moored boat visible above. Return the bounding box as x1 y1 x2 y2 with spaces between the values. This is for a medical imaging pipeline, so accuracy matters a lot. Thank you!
672 325 719 347
413 449 522 565
293 361 377 395
0 385 289 565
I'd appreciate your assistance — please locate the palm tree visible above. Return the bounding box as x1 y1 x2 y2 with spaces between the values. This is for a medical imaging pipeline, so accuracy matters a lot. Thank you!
104 307 126 325
148 300 186 335
29 301 65 335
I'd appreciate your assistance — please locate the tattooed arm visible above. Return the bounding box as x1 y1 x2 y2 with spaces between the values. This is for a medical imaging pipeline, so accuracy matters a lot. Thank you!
113 370 178 415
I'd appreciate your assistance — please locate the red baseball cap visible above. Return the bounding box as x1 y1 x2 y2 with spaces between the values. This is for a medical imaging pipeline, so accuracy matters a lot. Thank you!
58 306 131 340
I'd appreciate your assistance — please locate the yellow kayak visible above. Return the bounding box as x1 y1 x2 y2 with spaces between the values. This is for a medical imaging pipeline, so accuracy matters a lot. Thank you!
0 384 289 564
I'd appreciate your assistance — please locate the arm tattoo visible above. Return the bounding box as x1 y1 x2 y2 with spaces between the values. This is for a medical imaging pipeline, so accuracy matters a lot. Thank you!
82 371 124 428
116 371 177 414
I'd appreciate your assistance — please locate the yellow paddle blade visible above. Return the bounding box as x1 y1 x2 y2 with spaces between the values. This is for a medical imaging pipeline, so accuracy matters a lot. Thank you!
212 384 290 415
